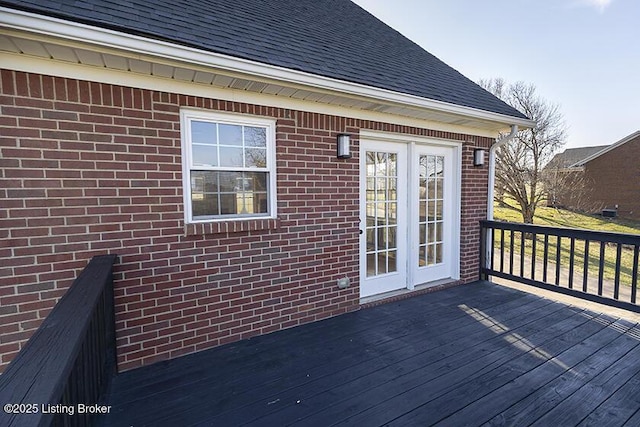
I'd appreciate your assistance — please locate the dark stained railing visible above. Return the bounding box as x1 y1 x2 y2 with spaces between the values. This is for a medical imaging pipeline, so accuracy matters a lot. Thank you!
0 255 118 427
480 220 640 312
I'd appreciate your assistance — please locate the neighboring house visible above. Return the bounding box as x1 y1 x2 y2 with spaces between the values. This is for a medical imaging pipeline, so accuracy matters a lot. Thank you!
573 131 640 221
0 0 533 372
544 132 640 220
544 145 608 210
545 146 609 172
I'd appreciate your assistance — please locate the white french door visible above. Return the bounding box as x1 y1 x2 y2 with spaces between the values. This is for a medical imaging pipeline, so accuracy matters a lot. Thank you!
411 145 456 285
359 141 408 298
360 136 459 299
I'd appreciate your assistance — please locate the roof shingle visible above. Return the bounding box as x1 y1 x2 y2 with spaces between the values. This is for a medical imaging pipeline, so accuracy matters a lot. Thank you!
1 0 528 120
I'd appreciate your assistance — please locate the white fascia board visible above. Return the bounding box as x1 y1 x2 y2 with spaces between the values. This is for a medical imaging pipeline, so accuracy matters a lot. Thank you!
0 7 535 130
3 51 505 138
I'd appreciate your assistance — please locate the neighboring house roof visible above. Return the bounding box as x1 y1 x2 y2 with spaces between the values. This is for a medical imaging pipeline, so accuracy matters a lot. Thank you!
572 130 640 167
0 0 528 122
545 145 609 170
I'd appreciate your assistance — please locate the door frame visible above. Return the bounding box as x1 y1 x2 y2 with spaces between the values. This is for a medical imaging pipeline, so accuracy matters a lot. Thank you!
358 139 409 298
359 130 462 298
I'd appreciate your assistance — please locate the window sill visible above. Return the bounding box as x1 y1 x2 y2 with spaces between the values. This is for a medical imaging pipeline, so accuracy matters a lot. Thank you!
184 218 280 236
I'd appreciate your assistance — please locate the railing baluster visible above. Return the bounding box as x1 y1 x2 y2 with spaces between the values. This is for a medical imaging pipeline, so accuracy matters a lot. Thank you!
543 234 549 283
568 238 575 289
632 245 639 304
583 240 590 293
614 243 622 300
480 224 487 280
491 228 496 270
555 236 562 286
498 228 503 273
531 233 537 281
520 231 525 278
509 230 514 275
598 241 606 296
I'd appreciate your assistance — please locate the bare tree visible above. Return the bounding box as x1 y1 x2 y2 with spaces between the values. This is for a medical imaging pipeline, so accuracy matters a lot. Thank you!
543 167 603 214
479 78 567 223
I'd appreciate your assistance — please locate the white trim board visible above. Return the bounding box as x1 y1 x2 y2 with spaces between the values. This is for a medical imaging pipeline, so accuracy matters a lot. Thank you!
1 51 503 138
0 6 535 132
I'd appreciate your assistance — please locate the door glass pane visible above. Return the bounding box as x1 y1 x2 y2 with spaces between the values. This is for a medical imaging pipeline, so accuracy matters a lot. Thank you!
365 150 398 277
366 253 376 277
418 154 445 267
388 250 397 273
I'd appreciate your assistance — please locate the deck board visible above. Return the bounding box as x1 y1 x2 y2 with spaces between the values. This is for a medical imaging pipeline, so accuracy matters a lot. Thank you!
100 281 640 427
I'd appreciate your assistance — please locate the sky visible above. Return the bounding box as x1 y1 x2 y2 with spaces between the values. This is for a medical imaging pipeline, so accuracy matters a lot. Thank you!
352 0 639 149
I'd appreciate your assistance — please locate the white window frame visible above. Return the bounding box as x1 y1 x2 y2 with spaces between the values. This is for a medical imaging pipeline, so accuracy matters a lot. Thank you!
180 108 277 223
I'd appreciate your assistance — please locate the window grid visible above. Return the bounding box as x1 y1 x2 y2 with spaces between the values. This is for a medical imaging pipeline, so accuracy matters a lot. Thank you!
182 111 275 222
365 151 398 277
418 155 444 267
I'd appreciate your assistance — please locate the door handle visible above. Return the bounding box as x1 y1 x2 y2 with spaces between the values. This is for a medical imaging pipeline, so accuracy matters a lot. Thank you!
359 229 363 235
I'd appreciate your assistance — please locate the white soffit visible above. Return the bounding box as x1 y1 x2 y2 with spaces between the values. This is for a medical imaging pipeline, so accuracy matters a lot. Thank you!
0 7 535 136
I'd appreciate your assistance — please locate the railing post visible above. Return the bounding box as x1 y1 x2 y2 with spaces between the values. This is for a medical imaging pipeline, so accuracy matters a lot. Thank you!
480 221 486 280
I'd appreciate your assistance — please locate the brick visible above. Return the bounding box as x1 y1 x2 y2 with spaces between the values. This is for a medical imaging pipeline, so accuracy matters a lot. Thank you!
0 71 492 376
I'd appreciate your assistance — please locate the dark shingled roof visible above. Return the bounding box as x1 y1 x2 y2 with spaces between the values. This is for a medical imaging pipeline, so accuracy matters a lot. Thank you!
545 146 609 169
1 0 528 120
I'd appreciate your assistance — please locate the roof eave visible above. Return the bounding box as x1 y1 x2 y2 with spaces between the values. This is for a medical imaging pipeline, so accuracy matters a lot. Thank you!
570 130 640 167
0 6 535 131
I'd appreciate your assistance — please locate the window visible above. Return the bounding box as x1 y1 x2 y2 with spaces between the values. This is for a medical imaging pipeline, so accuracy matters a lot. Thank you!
181 109 276 223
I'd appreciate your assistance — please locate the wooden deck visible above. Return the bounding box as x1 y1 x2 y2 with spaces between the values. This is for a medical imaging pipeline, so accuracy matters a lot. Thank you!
100 281 640 426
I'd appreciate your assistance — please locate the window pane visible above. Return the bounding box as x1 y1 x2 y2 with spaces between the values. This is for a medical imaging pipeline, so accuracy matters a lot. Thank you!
220 193 239 215
191 121 216 144
219 147 244 167
245 172 268 191
191 171 218 191
245 127 266 147
192 144 218 167
219 124 242 146
251 192 269 214
192 192 219 218
245 148 267 168
218 171 243 192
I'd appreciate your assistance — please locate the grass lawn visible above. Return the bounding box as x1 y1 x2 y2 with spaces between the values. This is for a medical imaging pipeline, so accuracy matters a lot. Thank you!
492 199 640 288
493 199 640 235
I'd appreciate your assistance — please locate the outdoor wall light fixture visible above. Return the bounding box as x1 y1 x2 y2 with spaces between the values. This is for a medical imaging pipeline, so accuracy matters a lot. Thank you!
337 134 352 159
473 148 485 167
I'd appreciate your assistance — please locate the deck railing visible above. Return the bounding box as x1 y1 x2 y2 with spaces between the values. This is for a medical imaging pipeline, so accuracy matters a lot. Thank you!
0 255 118 427
480 220 640 312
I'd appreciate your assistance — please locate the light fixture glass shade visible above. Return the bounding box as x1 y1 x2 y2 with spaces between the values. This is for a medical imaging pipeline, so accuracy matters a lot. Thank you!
337 134 351 158
473 149 485 166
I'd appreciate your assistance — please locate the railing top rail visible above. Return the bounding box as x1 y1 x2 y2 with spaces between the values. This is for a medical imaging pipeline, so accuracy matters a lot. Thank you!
481 220 640 245
0 254 117 427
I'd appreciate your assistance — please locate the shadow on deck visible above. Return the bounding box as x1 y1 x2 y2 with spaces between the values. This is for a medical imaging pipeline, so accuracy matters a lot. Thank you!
100 281 640 426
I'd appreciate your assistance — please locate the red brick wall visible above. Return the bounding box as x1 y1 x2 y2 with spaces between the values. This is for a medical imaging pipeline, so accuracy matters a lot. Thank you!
0 70 493 372
584 136 640 221
460 143 491 283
